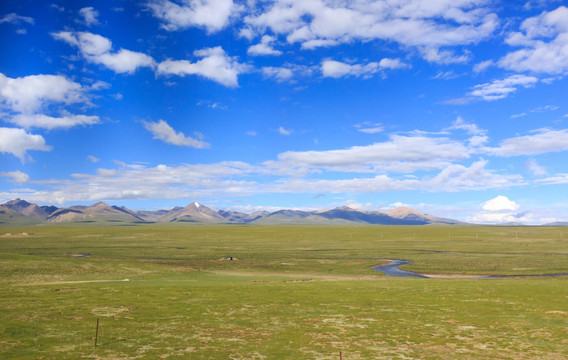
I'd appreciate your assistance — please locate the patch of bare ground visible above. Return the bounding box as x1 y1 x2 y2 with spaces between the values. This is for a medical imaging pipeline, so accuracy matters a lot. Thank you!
207 270 385 281
0 232 30 237
21 279 131 286
421 273 478 279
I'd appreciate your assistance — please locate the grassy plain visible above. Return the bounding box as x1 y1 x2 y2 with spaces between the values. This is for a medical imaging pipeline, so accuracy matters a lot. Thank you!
1 224 567 359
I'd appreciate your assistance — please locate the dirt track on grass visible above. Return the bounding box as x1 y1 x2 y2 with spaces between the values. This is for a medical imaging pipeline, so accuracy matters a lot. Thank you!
21 279 131 286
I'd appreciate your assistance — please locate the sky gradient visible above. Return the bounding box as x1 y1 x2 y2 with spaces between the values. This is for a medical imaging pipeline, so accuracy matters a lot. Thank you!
1 0 568 224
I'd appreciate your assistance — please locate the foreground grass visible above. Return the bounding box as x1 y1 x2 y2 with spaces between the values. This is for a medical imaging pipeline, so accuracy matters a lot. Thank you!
1 225 567 359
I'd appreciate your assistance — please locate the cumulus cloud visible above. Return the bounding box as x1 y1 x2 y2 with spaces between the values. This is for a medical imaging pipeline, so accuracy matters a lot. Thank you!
0 72 89 114
499 6 568 74
79 7 99 27
52 31 155 74
469 212 530 224
143 119 210 148
0 72 102 130
482 195 520 211
248 35 282 56
147 0 237 33
467 195 527 224
87 155 100 163
244 0 498 63
0 127 52 161
468 74 538 101
321 58 408 78
0 170 29 183
157 47 247 87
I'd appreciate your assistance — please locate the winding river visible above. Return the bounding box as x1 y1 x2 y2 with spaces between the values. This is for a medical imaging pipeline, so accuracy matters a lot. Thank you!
371 259 428 278
371 259 568 279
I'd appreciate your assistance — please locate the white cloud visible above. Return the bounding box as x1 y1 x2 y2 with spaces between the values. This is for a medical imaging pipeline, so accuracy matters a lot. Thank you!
427 160 524 192
273 135 470 173
147 0 237 33
143 119 210 148
244 0 498 63
448 116 486 135
272 175 419 194
344 199 373 210
0 170 29 183
0 72 103 131
0 127 52 161
157 47 246 87
261 66 294 82
468 195 529 224
52 31 111 56
50 4 65 12
0 13 34 25
473 59 493 73
270 160 522 194
79 7 99 27
487 128 568 156
525 158 547 176
52 31 155 74
469 212 530 224
8 114 100 130
14 161 259 204
321 60 354 78
378 58 410 70
95 49 155 73
248 35 282 56
447 117 489 147
468 74 538 101
537 173 568 185
482 195 520 211
511 104 559 119
321 58 408 78
6 156 527 205
499 6 568 74
278 126 292 135
87 155 99 163
0 72 89 114
355 122 383 134
420 47 471 64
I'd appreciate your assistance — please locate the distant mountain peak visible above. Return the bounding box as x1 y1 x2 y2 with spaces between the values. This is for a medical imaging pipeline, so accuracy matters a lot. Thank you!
1 199 468 225
91 202 110 208
387 207 426 218
335 206 355 211
5 198 31 207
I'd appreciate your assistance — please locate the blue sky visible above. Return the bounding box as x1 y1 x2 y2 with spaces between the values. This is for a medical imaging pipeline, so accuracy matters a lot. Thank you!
1 0 568 224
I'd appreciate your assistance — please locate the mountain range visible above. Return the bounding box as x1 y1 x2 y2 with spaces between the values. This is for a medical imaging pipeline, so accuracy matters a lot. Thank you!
0 198 468 226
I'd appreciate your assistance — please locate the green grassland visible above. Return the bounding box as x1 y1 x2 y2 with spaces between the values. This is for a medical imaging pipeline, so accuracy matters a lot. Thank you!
1 225 567 359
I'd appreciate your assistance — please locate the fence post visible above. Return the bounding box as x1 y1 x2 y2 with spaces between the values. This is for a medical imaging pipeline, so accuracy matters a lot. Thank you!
94 318 99 347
